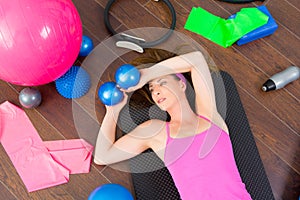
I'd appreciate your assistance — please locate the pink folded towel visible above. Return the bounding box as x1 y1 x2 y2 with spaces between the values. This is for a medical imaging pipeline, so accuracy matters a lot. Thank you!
0 101 93 192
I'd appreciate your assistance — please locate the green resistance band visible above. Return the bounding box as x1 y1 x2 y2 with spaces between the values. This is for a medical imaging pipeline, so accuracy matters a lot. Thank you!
184 7 269 48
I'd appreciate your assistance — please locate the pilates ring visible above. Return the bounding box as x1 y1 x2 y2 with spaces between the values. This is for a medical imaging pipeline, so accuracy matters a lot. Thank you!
104 0 176 53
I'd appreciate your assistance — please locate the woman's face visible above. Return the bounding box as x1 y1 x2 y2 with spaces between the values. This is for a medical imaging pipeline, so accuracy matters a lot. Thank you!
148 75 185 111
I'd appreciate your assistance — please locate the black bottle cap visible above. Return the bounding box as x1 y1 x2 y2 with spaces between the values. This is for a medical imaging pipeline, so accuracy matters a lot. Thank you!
262 79 276 92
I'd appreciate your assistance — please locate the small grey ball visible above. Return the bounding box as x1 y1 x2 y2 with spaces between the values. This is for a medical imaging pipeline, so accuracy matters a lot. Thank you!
19 88 42 109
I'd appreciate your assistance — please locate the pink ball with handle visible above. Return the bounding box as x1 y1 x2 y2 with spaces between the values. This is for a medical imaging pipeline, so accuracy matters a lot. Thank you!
0 0 82 86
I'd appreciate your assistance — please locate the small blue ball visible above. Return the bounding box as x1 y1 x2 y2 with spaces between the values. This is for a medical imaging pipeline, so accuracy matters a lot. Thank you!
98 82 124 106
88 184 134 200
115 64 140 89
79 35 94 56
55 66 91 99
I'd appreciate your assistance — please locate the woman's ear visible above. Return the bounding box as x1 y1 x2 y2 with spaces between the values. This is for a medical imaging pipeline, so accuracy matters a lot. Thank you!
179 80 187 91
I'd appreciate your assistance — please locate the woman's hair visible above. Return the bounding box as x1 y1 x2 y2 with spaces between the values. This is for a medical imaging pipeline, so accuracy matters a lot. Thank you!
130 46 218 72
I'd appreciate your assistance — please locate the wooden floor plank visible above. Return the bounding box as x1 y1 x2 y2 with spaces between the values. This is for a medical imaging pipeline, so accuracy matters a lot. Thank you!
0 182 17 200
97 0 167 29
265 0 300 36
256 139 300 200
286 0 300 10
60 166 110 200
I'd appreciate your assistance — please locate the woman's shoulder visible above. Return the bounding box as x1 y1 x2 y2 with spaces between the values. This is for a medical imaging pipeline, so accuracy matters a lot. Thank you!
196 112 229 134
133 119 167 152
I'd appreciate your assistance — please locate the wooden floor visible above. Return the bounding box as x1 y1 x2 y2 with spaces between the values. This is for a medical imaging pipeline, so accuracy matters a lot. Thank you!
0 0 299 199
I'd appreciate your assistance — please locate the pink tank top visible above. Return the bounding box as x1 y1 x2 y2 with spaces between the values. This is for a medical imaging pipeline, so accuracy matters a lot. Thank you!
164 116 252 200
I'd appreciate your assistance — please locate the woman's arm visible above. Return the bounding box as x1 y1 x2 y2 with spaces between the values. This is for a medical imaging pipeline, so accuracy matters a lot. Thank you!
93 94 165 165
179 52 228 132
131 51 216 117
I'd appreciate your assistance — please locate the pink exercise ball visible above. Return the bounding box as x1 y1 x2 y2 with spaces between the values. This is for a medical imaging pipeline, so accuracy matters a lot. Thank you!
0 0 82 86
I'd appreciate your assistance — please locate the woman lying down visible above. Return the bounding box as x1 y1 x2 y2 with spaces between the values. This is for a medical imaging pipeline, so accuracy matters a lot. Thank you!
94 50 252 200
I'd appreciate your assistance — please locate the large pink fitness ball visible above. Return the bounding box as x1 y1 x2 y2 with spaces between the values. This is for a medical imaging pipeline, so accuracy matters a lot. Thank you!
0 0 82 86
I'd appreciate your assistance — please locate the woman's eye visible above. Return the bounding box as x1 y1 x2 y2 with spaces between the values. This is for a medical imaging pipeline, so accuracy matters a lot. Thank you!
149 81 167 93
160 81 167 86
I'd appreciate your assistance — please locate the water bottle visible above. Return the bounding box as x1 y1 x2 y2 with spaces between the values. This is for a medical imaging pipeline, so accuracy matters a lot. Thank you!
262 66 300 92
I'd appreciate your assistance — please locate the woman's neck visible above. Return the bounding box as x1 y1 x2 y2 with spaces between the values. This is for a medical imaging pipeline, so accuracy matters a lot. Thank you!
168 99 197 123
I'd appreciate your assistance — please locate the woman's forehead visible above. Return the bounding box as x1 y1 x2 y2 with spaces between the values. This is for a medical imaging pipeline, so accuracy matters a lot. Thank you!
149 75 174 85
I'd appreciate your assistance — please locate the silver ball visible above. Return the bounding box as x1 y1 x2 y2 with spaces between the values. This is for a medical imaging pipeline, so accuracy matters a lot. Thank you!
19 88 42 109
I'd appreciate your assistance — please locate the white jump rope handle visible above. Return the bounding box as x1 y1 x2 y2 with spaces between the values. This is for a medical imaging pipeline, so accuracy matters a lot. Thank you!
262 66 300 92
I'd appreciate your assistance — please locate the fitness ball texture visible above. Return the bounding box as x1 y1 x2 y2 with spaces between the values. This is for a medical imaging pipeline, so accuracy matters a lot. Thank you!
19 88 42 109
0 0 82 86
55 66 91 99
88 183 134 200
98 82 124 106
115 64 141 89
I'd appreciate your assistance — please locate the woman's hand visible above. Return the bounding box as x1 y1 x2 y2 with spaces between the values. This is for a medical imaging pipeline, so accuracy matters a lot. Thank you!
105 67 149 116
104 65 149 114
123 68 149 93
105 91 129 115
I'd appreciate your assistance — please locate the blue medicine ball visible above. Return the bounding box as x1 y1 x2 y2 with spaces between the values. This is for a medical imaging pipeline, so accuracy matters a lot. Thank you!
98 82 124 106
115 64 140 89
88 183 134 200
55 66 91 99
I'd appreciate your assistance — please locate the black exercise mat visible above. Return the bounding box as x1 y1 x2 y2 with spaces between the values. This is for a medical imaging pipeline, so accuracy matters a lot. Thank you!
118 71 274 200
